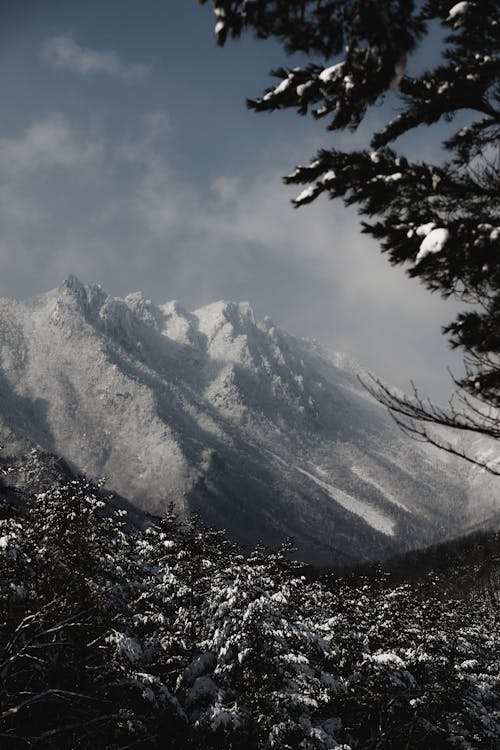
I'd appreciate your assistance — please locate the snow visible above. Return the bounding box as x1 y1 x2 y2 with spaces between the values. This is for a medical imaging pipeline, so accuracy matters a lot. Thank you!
264 77 292 100
447 2 469 20
296 81 315 97
371 652 406 668
460 659 479 670
390 54 407 91
319 63 343 83
343 75 354 92
208 702 242 730
415 222 436 237
159 301 194 345
416 227 449 263
294 185 316 204
321 170 336 184
0 276 478 566
109 630 143 663
384 172 402 182
350 465 410 512
272 77 291 95
371 172 403 183
432 173 441 190
294 466 396 536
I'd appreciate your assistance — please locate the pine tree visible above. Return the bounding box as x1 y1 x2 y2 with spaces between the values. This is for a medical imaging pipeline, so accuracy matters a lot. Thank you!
0 476 154 748
199 0 500 470
2 462 500 748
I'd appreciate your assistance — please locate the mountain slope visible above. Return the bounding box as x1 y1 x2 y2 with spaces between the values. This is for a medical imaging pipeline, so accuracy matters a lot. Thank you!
0 277 489 564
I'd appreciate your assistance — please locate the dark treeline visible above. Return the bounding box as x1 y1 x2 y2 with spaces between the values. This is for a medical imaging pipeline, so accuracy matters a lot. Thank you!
325 528 500 591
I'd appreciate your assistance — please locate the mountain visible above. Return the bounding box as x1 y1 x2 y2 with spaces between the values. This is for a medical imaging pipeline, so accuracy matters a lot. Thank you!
0 276 494 564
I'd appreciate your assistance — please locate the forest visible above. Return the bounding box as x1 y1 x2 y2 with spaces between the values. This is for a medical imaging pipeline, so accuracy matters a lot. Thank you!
1 465 499 749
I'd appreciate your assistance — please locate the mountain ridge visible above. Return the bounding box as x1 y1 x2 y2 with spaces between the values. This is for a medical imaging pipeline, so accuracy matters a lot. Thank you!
0 276 494 564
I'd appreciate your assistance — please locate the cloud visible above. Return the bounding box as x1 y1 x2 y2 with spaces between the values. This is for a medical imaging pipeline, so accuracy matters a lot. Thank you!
0 111 462 401
188 169 464 397
0 185 41 227
116 112 171 165
211 176 241 204
132 150 196 237
0 115 101 176
136 157 184 234
41 35 150 80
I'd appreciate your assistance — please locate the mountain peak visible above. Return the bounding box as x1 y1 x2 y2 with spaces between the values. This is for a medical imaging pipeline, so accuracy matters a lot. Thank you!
194 300 256 339
0 280 489 565
56 275 107 319
61 273 86 292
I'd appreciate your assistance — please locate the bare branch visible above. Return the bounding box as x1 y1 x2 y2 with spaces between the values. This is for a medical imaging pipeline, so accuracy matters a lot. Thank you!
360 373 500 476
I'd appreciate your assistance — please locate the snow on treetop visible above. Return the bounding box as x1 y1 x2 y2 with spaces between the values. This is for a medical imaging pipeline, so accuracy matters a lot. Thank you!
319 62 343 83
296 80 315 97
447 2 469 21
415 222 436 237
269 76 292 96
321 170 336 184
383 172 402 182
294 185 316 205
415 228 449 263
371 652 407 669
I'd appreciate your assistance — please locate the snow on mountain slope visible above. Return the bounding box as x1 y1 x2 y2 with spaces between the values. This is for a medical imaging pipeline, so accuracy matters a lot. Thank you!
0 276 488 564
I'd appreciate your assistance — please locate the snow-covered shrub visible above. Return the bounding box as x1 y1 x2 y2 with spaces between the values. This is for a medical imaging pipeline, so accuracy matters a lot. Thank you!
1 464 499 749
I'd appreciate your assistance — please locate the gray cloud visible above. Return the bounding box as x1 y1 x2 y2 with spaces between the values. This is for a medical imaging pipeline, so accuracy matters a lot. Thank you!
41 35 150 80
188 170 464 396
0 110 463 401
0 115 101 176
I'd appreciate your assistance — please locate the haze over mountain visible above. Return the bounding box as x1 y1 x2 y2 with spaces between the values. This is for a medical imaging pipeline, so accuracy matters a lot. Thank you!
0 277 495 564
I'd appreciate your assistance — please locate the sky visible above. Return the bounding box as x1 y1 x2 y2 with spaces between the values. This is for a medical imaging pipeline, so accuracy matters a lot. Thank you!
0 0 467 400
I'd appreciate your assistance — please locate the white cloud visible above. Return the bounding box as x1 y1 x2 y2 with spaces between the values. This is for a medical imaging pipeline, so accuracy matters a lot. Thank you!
0 115 101 175
196 170 364 279
41 35 150 80
116 112 171 164
116 117 196 236
136 154 198 236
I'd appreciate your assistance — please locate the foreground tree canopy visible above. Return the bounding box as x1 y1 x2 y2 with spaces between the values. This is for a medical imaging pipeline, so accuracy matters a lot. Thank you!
1 470 500 748
199 0 500 468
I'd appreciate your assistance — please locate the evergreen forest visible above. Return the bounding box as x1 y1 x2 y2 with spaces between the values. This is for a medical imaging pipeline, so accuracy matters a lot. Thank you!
1 465 499 749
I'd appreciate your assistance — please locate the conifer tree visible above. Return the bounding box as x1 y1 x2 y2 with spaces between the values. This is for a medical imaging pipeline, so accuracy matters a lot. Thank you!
2 462 500 747
199 0 500 469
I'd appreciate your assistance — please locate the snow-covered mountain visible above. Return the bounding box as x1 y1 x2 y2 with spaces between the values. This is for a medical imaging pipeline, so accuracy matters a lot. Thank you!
0 276 493 564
